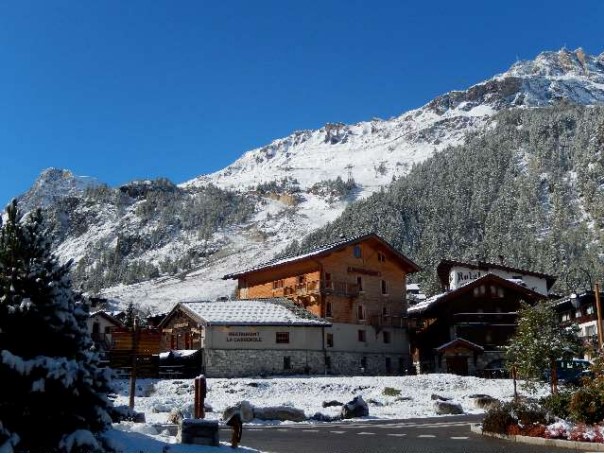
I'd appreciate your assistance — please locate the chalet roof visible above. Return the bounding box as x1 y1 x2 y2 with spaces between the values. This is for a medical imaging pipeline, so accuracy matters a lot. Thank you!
407 273 545 317
162 298 332 327
551 291 604 311
435 337 485 353
223 233 421 279
436 259 557 290
89 310 124 327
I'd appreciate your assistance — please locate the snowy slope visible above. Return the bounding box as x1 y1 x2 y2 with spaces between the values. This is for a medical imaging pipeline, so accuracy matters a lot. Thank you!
16 49 604 313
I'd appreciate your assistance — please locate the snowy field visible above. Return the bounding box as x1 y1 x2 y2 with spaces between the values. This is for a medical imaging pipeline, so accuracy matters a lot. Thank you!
110 374 548 452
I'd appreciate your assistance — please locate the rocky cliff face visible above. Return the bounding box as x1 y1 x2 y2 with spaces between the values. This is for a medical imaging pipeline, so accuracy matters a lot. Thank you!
14 48 604 312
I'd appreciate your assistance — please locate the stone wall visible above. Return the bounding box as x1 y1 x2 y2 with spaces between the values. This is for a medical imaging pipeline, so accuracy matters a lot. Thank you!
203 348 413 377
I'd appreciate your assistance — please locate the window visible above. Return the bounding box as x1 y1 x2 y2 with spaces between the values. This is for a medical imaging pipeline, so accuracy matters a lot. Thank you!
382 306 389 317
92 322 100 334
283 356 291 370
561 312 571 322
325 356 331 369
360 357 367 369
383 331 391 344
381 280 388 295
272 279 284 289
377 251 386 262
276 332 290 344
358 329 366 342
575 309 582 319
104 326 111 334
357 276 364 291
325 301 333 317
297 275 306 285
326 333 334 348
324 272 332 289
353 245 362 258
587 305 595 315
357 304 366 321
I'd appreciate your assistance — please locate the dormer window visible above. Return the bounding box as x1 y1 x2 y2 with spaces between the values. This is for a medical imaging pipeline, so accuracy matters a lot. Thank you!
377 251 386 262
353 245 362 258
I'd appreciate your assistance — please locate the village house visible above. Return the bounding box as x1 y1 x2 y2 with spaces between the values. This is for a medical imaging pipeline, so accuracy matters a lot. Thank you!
407 259 556 376
222 233 421 375
158 298 331 377
87 310 124 352
552 290 604 358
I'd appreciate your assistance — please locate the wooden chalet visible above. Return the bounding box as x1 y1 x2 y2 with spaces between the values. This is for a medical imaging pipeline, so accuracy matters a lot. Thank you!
408 269 550 376
223 233 420 327
223 233 421 375
552 290 604 357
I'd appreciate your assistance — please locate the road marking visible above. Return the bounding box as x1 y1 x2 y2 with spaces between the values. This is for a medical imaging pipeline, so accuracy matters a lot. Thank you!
248 429 264 432
450 436 468 440
418 434 436 438
357 432 375 435
387 433 406 437
277 428 289 432
302 429 319 433
330 431 346 434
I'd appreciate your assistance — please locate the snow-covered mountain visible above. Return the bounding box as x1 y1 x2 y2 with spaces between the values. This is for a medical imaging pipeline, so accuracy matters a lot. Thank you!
15 48 604 313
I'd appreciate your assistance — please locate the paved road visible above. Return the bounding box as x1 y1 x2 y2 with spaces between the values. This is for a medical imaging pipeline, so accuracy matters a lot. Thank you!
220 415 582 453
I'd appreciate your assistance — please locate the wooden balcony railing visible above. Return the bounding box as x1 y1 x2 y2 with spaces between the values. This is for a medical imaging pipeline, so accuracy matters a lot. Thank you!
272 280 360 298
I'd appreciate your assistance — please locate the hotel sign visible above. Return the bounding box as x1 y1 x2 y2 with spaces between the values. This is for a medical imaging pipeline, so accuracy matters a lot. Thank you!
347 266 381 277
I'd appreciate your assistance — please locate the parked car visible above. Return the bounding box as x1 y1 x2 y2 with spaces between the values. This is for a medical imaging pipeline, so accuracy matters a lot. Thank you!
544 358 593 386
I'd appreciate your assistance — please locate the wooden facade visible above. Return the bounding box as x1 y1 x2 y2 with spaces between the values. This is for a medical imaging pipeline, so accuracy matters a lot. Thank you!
408 273 545 376
224 234 421 330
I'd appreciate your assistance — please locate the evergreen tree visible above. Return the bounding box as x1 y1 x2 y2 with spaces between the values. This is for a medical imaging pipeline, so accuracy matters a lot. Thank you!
505 301 581 395
0 200 115 452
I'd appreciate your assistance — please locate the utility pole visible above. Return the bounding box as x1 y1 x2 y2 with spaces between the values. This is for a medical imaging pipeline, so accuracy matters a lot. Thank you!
129 318 139 410
595 282 603 351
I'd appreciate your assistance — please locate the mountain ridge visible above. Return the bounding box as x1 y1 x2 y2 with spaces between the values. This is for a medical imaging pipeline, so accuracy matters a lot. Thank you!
13 48 604 313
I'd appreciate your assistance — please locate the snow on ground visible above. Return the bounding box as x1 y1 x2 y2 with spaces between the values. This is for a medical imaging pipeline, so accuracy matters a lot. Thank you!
108 373 548 451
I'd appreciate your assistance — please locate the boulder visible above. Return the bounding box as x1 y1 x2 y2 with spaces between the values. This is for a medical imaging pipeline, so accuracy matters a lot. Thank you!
431 394 452 401
253 406 306 422
434 400 463 415
341 396 369 419
310 412 340 422
322 400 344 408
222 400 254 423
472 396 500 410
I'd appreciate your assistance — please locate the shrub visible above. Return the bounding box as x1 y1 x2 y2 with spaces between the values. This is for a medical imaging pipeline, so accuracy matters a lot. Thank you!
569 388 604 424
540 391 572 420
382 387 401 397
482 403 515 434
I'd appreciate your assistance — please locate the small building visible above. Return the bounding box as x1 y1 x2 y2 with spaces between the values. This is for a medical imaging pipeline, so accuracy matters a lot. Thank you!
158 298 332 377
552 291 604 356
407 271 547 376
87 310 124 351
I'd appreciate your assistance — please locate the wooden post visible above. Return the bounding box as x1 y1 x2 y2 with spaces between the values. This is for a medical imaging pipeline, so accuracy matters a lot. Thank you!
595 282 603 351
194 375 207 419
129 319 139 410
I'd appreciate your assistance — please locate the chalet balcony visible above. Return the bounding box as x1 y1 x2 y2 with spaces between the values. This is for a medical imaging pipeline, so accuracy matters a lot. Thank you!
561 313 598 327
321 280 360 297
368 313 405 328
452 312 518 326
273 280 360 298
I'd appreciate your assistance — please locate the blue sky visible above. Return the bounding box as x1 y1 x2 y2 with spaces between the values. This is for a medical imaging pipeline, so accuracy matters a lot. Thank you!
0 0 602 205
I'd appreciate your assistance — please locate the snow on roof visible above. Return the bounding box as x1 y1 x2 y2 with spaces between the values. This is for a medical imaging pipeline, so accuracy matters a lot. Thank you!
223 233 420 279
407 283 420 291
407 292 446 314
436 338 484 352
180 299 331 327
223 235 365 279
